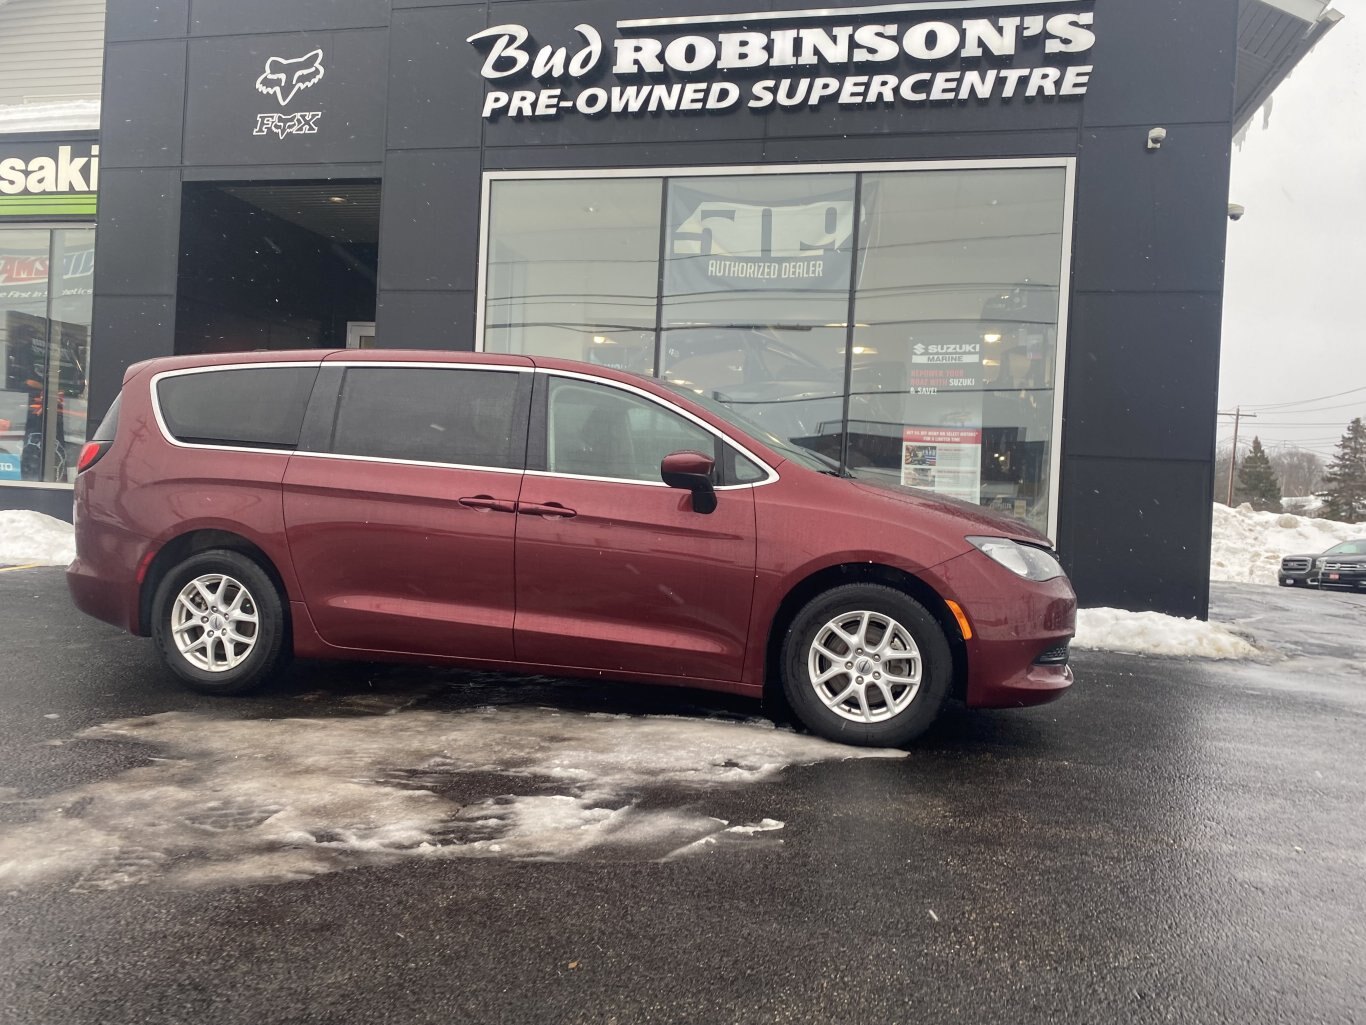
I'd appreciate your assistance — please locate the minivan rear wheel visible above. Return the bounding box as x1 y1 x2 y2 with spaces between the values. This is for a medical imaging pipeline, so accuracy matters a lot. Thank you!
781 584 951 747
151 550 288 695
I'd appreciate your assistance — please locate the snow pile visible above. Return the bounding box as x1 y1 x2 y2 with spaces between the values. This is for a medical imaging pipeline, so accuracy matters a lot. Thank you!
1210 503 1362 586
0 706 903 890
1074 607 1258 660
1281 495 1324 516
0 510 75 566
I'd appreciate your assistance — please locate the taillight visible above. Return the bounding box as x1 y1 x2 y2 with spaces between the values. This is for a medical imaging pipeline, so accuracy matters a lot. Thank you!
76 440 111 472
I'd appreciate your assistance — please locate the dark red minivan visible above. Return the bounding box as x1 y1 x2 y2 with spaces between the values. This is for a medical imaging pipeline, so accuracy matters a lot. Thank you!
68 350 1074 746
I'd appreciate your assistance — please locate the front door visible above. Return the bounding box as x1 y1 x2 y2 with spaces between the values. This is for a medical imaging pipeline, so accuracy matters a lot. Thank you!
284 363 530 660
513 375 758 682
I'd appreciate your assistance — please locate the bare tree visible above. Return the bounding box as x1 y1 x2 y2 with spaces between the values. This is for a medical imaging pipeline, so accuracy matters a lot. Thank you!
1267 445 1325 498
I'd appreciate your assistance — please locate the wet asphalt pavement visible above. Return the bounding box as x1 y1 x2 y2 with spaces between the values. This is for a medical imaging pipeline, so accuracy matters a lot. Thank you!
1 567 1363 1025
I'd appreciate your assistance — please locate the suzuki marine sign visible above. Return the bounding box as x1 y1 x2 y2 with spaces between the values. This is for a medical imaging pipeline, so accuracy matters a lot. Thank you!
467 0 1097 121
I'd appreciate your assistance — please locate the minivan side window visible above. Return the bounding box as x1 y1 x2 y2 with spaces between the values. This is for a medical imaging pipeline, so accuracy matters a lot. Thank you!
330 367 525 469
157 367 318 449
545 378 720 483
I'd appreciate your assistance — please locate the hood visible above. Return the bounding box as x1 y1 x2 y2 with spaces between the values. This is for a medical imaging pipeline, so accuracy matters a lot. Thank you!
848 478 1050 546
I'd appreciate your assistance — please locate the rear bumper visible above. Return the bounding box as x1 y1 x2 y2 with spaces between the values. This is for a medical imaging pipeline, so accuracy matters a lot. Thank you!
926 550 1077 709
66 475 152 635
67 556 140 633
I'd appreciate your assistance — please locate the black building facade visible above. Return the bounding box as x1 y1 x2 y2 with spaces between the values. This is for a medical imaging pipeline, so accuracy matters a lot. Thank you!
63 0 1244 616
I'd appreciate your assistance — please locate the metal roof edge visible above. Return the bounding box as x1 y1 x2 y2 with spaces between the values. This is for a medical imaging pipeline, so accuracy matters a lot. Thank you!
1234 3 1343 135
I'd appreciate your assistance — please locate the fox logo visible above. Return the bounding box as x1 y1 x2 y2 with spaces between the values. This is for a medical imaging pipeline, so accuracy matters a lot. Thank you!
255 49 325 107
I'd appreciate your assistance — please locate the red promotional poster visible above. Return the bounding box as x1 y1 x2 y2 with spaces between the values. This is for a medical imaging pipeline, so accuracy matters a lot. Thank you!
901 427 982 502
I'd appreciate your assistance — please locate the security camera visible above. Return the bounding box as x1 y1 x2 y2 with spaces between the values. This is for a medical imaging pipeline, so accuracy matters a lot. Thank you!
1228 203 1246 222
1147 127 1167 150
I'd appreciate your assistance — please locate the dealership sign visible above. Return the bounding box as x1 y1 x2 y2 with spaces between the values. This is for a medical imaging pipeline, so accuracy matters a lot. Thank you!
0 142 99 217
467 0 1096 121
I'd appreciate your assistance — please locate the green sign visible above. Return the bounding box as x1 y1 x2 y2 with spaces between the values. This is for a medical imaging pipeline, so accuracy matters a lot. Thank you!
0 142 99 219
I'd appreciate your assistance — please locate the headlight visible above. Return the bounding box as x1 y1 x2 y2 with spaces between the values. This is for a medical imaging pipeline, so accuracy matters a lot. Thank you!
967 536 1063 581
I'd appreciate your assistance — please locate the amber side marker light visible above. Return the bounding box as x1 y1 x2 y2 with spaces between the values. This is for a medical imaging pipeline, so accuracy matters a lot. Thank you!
945 600 973 640
76 441 111 472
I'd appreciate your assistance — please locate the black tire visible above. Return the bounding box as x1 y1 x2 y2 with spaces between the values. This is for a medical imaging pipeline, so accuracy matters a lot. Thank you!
781 584 952 748
151 549 288 695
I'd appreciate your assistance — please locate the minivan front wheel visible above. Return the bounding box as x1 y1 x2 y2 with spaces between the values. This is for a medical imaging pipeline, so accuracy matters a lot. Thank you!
151 550 287 695
781 584 951 747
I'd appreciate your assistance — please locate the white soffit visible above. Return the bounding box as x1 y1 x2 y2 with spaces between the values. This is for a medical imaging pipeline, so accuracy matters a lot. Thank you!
1235 0 1343 132
1256 0 1333 20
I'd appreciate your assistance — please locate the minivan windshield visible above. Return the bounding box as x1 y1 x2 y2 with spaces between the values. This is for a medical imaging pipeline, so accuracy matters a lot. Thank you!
659 382 847 476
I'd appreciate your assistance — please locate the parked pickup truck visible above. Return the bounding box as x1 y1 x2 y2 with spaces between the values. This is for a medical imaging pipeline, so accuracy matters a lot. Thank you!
1280 540 1366 590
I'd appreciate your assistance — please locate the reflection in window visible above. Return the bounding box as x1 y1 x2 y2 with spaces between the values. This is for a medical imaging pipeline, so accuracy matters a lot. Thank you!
0 227 94 484
546 378 713 483
481 166 1069 531
661 175 855 462
332 367 524 469
484 178 662 375
852 169 1065 530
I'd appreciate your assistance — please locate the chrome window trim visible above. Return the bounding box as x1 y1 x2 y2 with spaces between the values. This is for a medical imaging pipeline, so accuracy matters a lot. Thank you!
149 362 324 457
289 450 525 476
147 360 779 487
535 367 780 490
148 358 781 486
149 361 534 463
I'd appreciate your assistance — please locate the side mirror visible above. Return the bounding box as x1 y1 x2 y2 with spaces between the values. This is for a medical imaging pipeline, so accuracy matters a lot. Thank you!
661 450 717 514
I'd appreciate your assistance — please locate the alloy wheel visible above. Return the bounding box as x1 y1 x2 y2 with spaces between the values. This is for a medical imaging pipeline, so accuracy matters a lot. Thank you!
806 610 922 723
170 573 260 673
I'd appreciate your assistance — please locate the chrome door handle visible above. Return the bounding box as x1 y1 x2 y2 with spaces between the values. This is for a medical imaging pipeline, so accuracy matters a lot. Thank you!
459 495 517 513
518 502 577 518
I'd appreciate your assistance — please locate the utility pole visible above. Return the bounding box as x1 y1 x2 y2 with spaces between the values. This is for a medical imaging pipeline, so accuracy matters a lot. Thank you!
1218 407 1258 505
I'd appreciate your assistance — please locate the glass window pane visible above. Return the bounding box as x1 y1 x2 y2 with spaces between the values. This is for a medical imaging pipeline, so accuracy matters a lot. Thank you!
0 229 53 482
0 226 96 484
545 378 713 483
48 228 95 482
660 174 856 464
850 168 1066 532
158 367 319 449
332 367 523 468
484 178 662 375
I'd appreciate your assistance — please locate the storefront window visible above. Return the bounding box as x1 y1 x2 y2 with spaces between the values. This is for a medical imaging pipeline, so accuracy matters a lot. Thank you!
481 163 1069 533
484 177 662 374
851 169 1066 530
660 174 855 461
0 226 93 484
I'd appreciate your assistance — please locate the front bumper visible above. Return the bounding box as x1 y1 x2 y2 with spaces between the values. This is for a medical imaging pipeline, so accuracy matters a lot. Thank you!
926 549 1076 709
1318 567 1366 589
1279 564 1318 586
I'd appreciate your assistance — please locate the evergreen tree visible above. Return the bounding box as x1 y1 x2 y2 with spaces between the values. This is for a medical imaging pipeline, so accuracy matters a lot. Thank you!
1319 417 1366 524
1235 436 1282 512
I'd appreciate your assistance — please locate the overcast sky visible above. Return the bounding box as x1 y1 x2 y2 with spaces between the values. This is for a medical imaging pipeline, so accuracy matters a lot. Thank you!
1219 3 1364 460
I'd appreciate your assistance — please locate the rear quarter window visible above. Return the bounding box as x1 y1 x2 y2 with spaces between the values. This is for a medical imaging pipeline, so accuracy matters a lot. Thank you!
156 366 318 449
91 394 122 442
